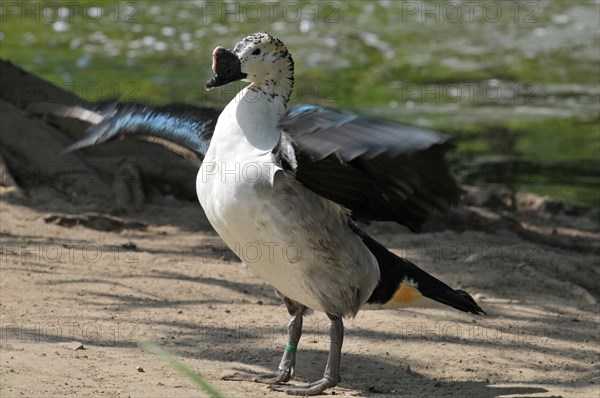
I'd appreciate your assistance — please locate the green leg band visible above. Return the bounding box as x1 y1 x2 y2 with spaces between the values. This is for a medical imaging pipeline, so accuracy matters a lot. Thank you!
284 344 296 352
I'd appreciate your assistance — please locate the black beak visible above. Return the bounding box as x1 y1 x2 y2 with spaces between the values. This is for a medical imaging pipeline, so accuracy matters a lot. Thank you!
205 47 247 90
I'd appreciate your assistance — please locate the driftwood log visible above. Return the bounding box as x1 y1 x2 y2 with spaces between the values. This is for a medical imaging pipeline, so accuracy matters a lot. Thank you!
0 59 198 208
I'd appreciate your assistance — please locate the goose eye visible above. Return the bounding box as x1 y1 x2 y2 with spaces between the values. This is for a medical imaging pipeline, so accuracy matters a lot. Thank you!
252 48 261 56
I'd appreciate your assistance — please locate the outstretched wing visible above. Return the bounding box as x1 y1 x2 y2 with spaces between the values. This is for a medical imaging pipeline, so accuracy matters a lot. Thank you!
28 102 220 165
279 104 461 232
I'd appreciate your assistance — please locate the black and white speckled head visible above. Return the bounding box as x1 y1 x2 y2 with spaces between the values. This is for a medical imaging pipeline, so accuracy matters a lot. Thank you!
206 32 294 102
232 32 293 84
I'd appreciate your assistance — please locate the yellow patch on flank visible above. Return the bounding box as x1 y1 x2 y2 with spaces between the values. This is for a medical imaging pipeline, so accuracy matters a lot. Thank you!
392 283 422 304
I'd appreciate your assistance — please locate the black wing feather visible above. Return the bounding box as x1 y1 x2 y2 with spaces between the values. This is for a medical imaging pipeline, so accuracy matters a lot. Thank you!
279 104 461 232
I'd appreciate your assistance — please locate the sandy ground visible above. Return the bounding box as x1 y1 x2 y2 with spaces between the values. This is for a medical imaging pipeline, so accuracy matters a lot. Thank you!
0 183 598 398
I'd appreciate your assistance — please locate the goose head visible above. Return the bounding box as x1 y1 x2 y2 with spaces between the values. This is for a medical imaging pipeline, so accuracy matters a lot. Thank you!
205 32 294 97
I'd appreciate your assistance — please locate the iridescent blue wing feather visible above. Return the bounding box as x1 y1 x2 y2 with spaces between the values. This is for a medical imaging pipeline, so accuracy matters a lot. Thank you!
28 102 219 165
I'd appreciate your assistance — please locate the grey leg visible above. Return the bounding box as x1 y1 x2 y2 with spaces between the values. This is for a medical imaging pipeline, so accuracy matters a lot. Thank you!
222 293 307 384
270 313 343 396
273 295 305 381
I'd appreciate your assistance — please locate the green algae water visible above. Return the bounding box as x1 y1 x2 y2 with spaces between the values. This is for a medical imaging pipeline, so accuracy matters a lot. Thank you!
1 0 598 208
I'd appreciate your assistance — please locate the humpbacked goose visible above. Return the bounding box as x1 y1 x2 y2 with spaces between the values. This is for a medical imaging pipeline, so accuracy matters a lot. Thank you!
30 32 484 396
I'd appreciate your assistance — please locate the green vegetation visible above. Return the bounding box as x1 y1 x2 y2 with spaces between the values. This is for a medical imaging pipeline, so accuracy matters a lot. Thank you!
139 341 225 398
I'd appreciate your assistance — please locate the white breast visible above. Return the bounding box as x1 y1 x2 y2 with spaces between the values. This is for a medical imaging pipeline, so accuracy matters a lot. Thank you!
197 87 380 315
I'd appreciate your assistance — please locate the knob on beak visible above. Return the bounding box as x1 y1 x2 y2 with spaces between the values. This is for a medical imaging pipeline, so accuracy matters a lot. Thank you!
205 47 247 90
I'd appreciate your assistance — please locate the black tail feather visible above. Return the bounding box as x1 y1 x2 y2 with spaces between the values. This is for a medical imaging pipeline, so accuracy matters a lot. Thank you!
349 220 485 315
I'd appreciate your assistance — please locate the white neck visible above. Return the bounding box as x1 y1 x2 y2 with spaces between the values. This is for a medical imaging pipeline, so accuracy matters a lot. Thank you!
230 86 283 151
218 69 294 152
207 52 294 156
